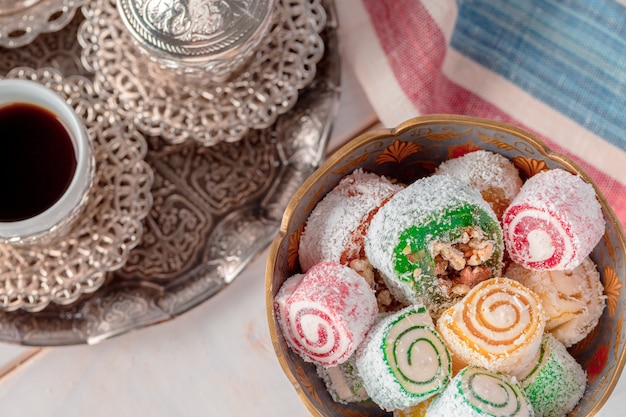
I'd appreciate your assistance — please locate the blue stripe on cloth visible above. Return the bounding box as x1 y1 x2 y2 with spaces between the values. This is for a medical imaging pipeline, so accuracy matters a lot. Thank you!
451 0 626 152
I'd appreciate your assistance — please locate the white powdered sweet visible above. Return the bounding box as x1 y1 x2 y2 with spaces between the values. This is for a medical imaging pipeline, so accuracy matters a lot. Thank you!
298 169 403 272
435 150 522 218
506 257 606 347
316 356 369 404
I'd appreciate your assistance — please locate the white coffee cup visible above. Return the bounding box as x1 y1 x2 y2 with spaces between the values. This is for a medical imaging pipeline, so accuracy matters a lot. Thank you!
0 79 94 245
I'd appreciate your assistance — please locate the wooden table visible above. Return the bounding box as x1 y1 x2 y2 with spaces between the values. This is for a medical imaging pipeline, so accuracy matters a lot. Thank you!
0 58 623 417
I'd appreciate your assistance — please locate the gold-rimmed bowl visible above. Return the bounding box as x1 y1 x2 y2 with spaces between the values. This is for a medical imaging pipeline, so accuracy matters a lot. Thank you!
266 114 626 417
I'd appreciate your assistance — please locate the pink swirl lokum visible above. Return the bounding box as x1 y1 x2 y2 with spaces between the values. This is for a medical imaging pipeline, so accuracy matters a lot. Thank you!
502 169 604 271
274 261 378 367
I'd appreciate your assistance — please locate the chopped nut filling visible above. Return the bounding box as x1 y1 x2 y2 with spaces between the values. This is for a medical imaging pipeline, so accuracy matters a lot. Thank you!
405 226 495 298
349 258 375 288
350 257 404 313
376 289 394 310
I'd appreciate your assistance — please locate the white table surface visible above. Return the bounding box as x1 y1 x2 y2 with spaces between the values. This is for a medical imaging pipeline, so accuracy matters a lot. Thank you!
0 52 624 417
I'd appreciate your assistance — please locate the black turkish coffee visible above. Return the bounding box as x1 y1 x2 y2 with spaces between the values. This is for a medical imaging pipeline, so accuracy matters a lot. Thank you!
0 103 77 222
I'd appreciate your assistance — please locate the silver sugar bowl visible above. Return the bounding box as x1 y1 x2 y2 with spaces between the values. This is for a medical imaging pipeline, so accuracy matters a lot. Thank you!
117 0 275 82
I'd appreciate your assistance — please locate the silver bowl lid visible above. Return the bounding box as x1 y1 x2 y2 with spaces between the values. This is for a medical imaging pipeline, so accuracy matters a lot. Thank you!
117 0 275 69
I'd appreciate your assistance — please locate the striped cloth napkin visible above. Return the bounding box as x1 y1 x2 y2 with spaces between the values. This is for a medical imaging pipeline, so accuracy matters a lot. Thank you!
336 0 626 230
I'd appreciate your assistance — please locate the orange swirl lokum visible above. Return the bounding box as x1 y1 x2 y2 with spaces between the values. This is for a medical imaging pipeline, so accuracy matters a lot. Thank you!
437 277 546 376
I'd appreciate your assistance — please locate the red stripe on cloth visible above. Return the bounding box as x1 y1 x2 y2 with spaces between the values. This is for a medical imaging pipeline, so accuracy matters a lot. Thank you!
362 0 626 229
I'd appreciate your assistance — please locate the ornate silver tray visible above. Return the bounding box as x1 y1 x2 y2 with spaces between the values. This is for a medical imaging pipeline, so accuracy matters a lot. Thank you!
0 1 339 345
0 0 86 49
78 0 328 146
0 67 154 314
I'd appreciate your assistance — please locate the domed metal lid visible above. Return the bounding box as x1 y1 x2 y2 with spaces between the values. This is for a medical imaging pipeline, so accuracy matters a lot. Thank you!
117 0 274 69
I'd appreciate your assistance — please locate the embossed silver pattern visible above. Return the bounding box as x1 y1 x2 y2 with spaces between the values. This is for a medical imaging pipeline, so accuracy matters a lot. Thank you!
0 15 89 77
0 0 339 345
78 0 327 146
117 0 274 81
0 68 154 313
0 0 87 48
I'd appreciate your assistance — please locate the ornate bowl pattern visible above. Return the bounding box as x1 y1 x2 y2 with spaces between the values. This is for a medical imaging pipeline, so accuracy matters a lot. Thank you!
266 115 626 417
